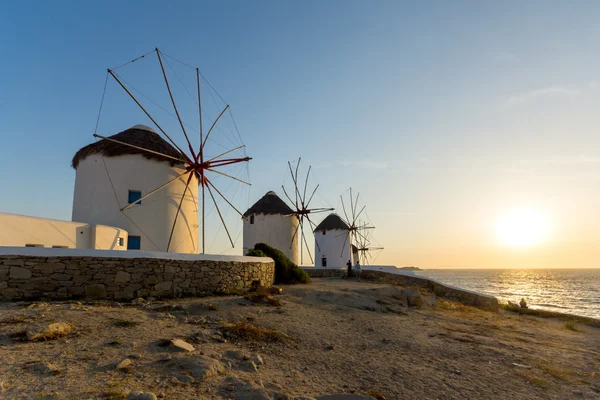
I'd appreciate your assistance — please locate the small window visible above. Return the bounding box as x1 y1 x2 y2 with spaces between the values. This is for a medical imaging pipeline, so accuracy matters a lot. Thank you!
118 238 124 246
25 244 44 248
127 236 141 250
250 215 255 224
128 190 142 205
322 230 326 235
321 257 327 267
52 245 68 249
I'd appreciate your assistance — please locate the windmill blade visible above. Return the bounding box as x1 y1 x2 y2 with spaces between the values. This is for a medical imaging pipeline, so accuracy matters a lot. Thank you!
288 159 305 209
349 188 356 226
282 185 299 210
352 191 360 225
339 232 349 258
305 215 322 252
93 134 185 163
294 158 302 206
201 104 230 151
290 219 301 249
156 49 196 158
302 165 311 206
206 145 246 163
305 184 319 209
107 70 191 161
340 195 351 226
121 170 190 211
206 182 234 248
205 178 245 218
353 205 366 227
307 207 334 213
166 173 194 252
300 226 314 264
206 168 250 185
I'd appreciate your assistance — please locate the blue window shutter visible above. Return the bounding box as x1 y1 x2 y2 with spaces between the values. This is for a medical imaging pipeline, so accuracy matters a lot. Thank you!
127 236 141 250
128 190 142 205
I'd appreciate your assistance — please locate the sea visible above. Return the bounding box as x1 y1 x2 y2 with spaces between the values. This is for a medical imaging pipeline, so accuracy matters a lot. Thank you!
414 269 600 319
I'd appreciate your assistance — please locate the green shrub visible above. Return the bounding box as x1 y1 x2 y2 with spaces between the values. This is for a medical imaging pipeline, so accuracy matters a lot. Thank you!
247 249 268 257
253 243 310 284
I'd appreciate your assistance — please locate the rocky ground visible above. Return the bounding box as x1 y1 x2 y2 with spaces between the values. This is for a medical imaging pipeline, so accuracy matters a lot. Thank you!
0 278 599 400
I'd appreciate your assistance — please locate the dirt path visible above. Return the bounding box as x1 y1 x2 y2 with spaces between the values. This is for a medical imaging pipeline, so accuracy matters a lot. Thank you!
0 278 598 399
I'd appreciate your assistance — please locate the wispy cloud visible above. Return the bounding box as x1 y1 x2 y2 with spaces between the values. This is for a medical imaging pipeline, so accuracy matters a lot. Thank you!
506 85 581 106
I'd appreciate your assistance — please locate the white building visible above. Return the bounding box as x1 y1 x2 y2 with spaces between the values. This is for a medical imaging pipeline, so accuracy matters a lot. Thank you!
313 213 353 268
243 191 299 264
72 125 198 253
0 212 128 250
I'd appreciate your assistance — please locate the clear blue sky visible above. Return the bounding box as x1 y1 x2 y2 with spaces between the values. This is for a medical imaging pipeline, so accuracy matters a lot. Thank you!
1 1 599 267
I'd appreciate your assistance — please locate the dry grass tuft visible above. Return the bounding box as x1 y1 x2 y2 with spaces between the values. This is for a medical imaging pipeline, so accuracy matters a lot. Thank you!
206 303 219 311
514 370 550 389
220 322 288 343
245 291 283 307
538 362 576 382
438 300 477 312
112 319 139 328
564 319 579 331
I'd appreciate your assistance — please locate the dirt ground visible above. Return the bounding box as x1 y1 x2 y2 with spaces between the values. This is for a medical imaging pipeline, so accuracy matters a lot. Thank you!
0 278 599 400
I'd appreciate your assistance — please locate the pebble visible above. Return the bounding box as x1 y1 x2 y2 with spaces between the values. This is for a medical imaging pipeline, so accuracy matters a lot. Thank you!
252 354 264 366
170 339 195 352
117 358 133 370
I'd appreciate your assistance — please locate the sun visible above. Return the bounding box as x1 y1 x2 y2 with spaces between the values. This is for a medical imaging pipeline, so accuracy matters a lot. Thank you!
495 209 549 248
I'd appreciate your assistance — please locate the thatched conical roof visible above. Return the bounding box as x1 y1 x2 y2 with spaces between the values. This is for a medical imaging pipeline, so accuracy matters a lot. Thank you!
72 125 183 168
314 213 349 232
243 191 294 217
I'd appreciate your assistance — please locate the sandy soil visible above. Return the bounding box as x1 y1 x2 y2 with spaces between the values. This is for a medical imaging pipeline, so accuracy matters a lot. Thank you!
0 278 599 400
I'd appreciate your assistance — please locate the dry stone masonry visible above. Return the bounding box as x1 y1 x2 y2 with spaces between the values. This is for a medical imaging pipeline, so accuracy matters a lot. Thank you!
0 254 274 301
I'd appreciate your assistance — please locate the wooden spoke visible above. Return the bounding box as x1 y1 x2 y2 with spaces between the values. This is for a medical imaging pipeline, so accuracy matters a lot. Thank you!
201 104 230 151
281 185 297 210
205 179 245 218
206 168 250 185
340 195 351 226
307 207 334 213
206 182 234 248
305 215 321 252
302 165 311 206
290 220 301 249
305 184 319 209
354 205 366 226
166 172 194 252
207 145 246 163
93 134 184 163
339 233 349 258
107 70 191 162
121 170 190 211
352 192 361 226
197 68 205 254
287 161 299 208
349 188 356 226
300 224 314 265
294 158 302 207
156 49 196 159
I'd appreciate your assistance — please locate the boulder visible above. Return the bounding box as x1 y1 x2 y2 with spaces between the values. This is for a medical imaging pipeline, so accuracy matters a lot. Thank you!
116 358 133 370
26 322 72 341
401 289 423 307
128 392 157 400
251 354 264 366
170 355 224 380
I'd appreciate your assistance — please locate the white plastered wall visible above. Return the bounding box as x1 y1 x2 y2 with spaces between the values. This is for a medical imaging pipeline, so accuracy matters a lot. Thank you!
314 229 353 268
0 212 127 250
243 213 299 264
72 154 198 253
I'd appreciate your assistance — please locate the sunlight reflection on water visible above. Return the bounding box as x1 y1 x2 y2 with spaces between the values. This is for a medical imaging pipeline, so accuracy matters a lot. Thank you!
415 269 600 318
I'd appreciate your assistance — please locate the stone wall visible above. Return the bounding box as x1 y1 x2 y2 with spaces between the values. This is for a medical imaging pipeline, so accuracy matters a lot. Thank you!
0 254 275 301
303 267 499 312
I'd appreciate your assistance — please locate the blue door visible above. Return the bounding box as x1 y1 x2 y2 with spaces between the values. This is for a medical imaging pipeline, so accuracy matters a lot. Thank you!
127 236 141 250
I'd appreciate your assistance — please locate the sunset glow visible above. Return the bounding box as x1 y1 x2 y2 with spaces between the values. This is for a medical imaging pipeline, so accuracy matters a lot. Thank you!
496 209 549 248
